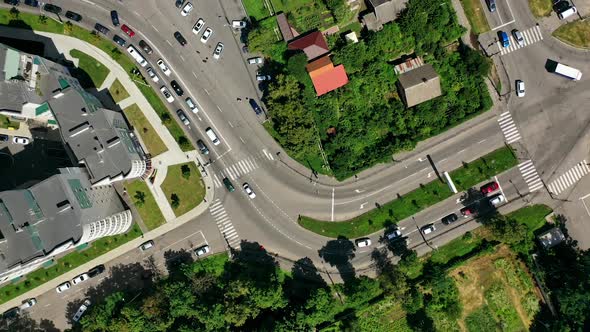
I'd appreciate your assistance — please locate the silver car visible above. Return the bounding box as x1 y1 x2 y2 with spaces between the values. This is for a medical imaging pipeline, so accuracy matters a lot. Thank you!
512 29 524 47
72 299 91 322
200 28 213 43
213 42 224 60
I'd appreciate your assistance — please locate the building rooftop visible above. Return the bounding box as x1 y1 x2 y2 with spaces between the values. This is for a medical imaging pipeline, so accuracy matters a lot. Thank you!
363 0 407 31
307 56 349 96
397 63 442 107
277 13 295 42
288 31 330 61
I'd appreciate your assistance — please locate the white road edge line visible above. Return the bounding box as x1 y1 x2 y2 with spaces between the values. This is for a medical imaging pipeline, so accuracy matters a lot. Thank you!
495 175 508 203
331 188 335 221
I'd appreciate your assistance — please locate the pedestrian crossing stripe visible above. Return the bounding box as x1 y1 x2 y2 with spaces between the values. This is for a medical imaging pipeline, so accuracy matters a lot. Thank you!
498 25 543 55
518 160 544 192
498 112 521 144
548 160 590 195
209 199 241 248
212 151 273 187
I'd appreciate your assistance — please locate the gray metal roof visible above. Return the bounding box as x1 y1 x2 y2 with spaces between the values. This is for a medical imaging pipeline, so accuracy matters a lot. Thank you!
538 227 566 249
398 64 442 107
0 168 126 273
368 0 407 26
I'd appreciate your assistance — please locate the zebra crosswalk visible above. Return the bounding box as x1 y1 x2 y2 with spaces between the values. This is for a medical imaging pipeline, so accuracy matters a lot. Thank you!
518 160 544 193
209 199 240 248
498 112 521 144
498 25 543 56
548 160 590 195
212 149 275 188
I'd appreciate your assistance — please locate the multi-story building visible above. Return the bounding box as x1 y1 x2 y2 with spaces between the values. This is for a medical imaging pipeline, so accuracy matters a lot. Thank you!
0 167 132 284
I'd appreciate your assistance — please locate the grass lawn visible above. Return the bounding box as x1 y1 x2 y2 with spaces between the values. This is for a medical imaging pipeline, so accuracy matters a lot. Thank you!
69 49 110 88
0 223 142 305
507 204 552 233
459 0 491 34
0 114 20 129
429 232 485 265
125 179 165 231
161 162 205 217
298 147 517 238
109 78 130 104
553 20 590 48
528 0 553 17
123 104 167 157
243 0 271 21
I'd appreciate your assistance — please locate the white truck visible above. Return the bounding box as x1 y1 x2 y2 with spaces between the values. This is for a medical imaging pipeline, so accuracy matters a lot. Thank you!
550 62 582 81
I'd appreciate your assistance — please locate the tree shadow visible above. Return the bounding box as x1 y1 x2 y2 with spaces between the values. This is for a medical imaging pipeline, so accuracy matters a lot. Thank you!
406 307 435 332
317 236 356 284
163 249 194 280
0 310 45 332
285 257 328 303
226 241 279 284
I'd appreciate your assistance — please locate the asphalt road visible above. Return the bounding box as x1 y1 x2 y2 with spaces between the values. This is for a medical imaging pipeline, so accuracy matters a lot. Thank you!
4 0 590 328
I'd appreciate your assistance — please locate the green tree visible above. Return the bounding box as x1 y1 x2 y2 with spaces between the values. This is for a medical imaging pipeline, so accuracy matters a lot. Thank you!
64 21 73 35
9 7 19 20
170 193 180 209
181 164 191 179
38 15 48 25
133 190 146 207
177 136 191 150
81 292 125 331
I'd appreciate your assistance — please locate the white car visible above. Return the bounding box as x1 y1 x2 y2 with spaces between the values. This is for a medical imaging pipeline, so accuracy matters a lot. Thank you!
243 183 256 199
421 224 436 235
55 282 71 293
213 42 224 60
139 240 154 251
156 59 171 76
19 298 37 311
512 29 524 47
247 57 263 65
489 194 506 207
146 67 159 82
256 73 271 81
180 2 193 16
232 20 246 29
12 136 30 145
192 18 205 34
355 238 372 248
515 80 525 97
160 86 174 103
200 27 213 43
71 273 90 285
185 97 198 113
72 299 91 322
194 245 210 257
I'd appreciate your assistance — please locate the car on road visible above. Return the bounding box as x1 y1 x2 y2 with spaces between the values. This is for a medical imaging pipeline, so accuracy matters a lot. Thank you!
65 11 82 22
176 109 190 126
55 281 71 293
205 127 220 145
71 273 90 285
170 80 184 96
3 307 19 320
213 42 224 59
247 57 263 65
243 183 256 198
113 35 126 46
43 4 62 14
160 86 174 103
87 264 105 278
110 10 120 26
200 27 213 43
480 181 499 195
139 40 153 54
94 23 110 35
223 177 235 192
232 20 247 29
157 59 171 76
486 0 496 12
12 136 29 145
192 18 205 34
460 206 475 217
499 31 509 48
516 80 525 97
194 244 210 257
489 194 505 207
512 29 524 47
196 139 209 155
181 2 193 16
146 67 159 82
0 134 9 142
185 97 198 112
558 6 577 19
385 228 402 241
175 0 184 8
121 24 135 37
249 99 263 115
139 240 154 251
421 223 436 235
174 31 187 46
24 0 38 7
355 238 372 248
256 72 271 81
4 0 19 5
19 298 37 311
441 213 458 225
72 299 91 322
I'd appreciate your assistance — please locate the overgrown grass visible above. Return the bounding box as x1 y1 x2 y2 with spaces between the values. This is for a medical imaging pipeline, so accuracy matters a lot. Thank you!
0 223 142 305
0 114 20 129
465 304 499 332
125 180 165 231
506 204 552 234
242 0 271 21
108 78 130 104
69 49 110 88
161 162 205 217
123 104 167 157
298 147 517 238
553 20 590 49
528 0 553 17
459 0 491 34
429 232 484 265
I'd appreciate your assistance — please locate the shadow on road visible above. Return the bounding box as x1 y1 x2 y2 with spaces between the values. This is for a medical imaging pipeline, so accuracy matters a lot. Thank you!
317 236 356 284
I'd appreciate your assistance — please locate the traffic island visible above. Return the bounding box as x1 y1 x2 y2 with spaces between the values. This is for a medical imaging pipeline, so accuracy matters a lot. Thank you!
553 20 590 49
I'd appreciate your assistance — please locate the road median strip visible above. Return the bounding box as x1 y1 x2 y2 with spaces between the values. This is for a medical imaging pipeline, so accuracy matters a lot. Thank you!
298 146 517 238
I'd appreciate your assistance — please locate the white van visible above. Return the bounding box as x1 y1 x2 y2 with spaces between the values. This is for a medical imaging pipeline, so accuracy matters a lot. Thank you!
205 127 220 145
127 45 148 67
558 6 577 19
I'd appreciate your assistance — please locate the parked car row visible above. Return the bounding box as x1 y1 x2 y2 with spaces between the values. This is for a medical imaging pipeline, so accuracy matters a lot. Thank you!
139 238 210 257
55 264 105 294
0 133 31 145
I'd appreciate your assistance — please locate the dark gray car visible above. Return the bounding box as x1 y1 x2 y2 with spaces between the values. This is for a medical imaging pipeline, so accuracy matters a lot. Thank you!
196 139 209 155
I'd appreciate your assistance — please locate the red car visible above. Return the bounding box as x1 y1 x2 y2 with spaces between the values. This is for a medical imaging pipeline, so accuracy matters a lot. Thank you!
460 206 474 216
480 181 499 195
121 24 135 37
